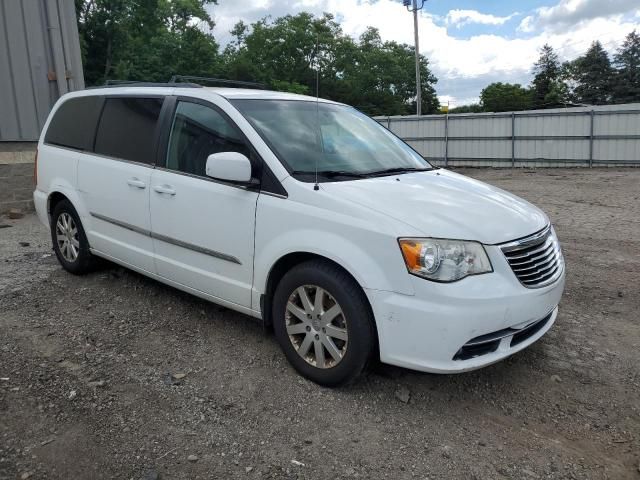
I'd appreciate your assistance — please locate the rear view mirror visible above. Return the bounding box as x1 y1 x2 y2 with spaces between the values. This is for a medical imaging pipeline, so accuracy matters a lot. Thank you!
205 152 252 183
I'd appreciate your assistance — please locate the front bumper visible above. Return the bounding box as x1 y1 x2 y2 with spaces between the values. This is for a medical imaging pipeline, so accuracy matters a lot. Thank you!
366 245 565 373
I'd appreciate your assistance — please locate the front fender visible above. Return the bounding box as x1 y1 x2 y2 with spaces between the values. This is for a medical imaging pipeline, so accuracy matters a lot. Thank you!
252 194 416 312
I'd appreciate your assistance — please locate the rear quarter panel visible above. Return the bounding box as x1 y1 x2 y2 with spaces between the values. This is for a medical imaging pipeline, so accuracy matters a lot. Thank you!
35 143 86 225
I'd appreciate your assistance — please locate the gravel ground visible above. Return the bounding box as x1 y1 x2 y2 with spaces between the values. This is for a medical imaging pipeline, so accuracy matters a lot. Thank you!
1 168 639 480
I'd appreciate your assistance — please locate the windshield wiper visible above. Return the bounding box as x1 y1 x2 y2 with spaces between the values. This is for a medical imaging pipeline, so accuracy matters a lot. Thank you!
290 170 368 178
363 167 433 177
290 167 431 180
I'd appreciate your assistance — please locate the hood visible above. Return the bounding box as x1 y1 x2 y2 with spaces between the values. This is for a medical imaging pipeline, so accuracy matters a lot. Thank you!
320 169 548 244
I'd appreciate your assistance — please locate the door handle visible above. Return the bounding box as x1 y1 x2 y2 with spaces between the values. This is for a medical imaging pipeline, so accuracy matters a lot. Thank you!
127 178 146 189
153 184 176 196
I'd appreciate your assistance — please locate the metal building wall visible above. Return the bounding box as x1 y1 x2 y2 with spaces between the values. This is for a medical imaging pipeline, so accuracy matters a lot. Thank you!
377 104 640 167
0 0 84 142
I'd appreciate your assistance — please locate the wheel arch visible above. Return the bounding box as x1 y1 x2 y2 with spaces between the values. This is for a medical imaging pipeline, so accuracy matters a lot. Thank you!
48 191 69 219
47 189 98 274
46 187 88 225
260 252 377 344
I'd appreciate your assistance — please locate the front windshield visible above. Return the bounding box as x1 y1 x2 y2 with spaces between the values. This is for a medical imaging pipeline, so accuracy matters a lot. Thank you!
231 99 432 180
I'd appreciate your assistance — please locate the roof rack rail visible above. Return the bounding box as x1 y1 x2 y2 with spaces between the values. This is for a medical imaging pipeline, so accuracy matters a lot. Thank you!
169 75 267 90
94 77 265 90
95 80 202 89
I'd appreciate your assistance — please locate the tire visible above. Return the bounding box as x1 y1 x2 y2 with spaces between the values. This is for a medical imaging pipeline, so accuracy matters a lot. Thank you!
272 259 376 387
50 199 96 275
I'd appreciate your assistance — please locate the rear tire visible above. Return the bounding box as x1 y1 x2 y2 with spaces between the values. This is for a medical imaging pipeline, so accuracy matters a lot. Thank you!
272 260 376 387
50 199 96 275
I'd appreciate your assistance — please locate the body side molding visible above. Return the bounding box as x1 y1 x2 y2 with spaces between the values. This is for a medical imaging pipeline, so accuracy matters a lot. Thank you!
89 211 242 265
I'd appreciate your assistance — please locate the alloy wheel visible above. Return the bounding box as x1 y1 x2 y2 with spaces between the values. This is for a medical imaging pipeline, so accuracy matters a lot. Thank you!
285 285 348 369
55 212 80 262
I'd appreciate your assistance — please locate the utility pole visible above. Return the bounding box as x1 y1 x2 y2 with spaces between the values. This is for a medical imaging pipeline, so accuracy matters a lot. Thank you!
404 0 426 116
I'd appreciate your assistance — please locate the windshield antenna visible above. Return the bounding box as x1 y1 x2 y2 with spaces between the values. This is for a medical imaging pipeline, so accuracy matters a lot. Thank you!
314 31 320 191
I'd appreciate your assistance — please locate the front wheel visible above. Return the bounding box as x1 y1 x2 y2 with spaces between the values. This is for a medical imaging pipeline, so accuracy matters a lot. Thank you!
272 260 376 387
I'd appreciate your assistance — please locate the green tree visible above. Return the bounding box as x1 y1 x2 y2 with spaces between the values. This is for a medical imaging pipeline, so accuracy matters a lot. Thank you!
222 15 439 116
76 4 439 115
449 104 483 114
76 0 219 85
479 82 532 112
544 79 571 107
559 60 578 103
337 27 439 115
612 30 640 103
531 44 566 108
222 13 343 93
569 41 613 105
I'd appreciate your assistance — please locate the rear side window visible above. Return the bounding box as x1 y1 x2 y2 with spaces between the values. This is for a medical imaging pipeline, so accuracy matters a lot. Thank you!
44 96 103 151
94 97 163 164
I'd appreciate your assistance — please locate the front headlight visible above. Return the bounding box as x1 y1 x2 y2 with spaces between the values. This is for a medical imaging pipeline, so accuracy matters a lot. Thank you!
398 238 493 282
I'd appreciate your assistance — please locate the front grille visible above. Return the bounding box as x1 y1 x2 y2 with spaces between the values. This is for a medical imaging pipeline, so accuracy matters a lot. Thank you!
500 226 564 288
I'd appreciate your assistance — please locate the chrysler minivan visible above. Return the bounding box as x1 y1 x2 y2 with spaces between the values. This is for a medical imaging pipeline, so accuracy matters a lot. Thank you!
34 83 565 386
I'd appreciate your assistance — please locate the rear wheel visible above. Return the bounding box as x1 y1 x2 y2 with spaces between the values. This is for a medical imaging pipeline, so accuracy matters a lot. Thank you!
272 260 376 386
51 199 96 274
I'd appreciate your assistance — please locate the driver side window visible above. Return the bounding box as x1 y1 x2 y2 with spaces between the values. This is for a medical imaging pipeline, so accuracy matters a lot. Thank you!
166 101 250 177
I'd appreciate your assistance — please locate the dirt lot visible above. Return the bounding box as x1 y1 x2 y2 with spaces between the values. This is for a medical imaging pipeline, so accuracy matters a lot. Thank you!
1 168 639 480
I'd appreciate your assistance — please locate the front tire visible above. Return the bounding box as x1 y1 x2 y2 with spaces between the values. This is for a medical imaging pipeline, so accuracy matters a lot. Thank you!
50 199 96 274
272 260 376 387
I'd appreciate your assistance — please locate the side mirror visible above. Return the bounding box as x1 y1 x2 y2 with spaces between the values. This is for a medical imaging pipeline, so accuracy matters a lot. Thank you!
205 152 252 183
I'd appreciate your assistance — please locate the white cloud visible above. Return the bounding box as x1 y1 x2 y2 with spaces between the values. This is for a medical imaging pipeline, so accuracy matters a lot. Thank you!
446 9 517 29
520 0 639 32
518 16 535 33
210 0 640 107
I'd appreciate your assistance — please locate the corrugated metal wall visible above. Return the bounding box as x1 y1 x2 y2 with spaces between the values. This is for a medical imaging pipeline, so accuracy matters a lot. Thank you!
0 0 84 142
377 104 640 167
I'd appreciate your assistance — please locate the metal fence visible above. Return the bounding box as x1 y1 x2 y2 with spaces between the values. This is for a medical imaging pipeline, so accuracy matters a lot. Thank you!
376 103 640 167
0 0 84 142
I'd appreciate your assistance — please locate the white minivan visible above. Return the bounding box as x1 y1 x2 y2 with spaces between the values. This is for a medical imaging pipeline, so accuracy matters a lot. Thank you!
34 83 565 386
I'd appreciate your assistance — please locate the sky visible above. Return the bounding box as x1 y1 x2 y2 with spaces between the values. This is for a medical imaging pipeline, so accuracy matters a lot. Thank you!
208 0 640 107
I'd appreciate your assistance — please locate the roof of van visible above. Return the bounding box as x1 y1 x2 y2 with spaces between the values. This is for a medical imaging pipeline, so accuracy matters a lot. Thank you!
203 87 339 104
77 85 341 104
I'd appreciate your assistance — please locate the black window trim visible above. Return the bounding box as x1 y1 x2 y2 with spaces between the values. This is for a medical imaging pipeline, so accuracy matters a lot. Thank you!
91 97 108 152
43 143 157 170
158 95 259 178
156 95 287 197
